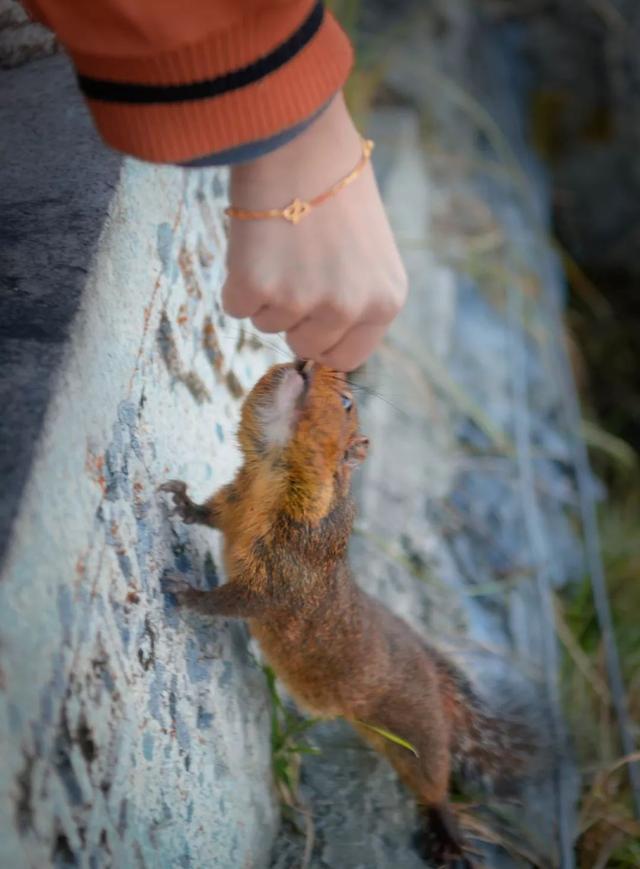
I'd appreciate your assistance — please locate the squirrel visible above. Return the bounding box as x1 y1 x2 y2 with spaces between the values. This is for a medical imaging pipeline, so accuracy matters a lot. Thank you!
159 360 532 867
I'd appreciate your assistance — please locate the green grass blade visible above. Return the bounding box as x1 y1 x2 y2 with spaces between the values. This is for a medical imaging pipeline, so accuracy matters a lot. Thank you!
356 720 420 757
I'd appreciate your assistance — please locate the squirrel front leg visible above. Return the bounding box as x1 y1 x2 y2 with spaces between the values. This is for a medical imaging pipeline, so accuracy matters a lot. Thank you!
161 576 266 619
158 480 223 528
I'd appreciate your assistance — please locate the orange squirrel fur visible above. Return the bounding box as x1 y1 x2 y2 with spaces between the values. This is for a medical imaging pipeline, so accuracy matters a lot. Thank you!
160 361 528 866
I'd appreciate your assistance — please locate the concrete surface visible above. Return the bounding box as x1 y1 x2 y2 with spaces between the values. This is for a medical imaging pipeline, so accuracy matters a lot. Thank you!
0 52 119 564
1 52 280 869
0 0 57 69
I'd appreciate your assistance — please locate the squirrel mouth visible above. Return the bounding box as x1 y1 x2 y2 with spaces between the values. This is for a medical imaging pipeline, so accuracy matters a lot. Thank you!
260 364 305 447
294 359 314 400
260 361 314 448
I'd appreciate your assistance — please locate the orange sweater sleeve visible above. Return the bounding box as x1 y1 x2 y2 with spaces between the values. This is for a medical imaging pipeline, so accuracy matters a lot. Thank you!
25 0 353 163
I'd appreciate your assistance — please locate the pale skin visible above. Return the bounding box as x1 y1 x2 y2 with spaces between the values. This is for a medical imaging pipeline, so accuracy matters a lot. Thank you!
223 93 408 371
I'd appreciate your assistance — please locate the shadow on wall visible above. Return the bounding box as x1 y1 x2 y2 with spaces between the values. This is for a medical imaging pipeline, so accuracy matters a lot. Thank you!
0 54 121 562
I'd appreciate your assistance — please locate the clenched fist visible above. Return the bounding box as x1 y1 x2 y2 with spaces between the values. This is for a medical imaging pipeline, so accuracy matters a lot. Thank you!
222 94 407 371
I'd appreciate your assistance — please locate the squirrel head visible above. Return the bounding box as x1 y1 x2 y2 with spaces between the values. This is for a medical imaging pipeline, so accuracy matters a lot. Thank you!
238 361 369 522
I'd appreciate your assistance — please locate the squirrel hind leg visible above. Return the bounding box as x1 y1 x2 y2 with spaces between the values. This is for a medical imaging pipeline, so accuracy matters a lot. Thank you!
412 804 476 869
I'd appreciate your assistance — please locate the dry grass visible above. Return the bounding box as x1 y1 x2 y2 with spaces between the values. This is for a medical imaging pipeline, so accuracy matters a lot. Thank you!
560 492 640 867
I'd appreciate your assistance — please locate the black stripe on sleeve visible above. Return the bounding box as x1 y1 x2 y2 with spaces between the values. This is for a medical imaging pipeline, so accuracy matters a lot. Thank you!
77 1 324 105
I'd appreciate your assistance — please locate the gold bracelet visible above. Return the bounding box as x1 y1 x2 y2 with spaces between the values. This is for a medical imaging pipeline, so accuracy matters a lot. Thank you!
225 137 374 225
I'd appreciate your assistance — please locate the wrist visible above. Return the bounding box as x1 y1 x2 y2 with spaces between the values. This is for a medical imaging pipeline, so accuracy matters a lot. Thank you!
229 92 362 210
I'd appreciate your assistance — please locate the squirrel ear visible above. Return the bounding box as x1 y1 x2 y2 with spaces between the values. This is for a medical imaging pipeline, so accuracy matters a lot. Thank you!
344 435 369 468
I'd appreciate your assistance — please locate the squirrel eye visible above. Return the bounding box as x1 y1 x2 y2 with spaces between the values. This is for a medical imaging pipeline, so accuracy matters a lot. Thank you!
341 394 353 412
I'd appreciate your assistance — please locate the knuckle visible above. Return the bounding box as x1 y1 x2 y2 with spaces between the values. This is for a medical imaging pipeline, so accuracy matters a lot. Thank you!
250 306 273 326
283 292 308 321
324 295 359 323
395 263 409 300
253 280 280 304
221 283 247 316
286 331 322 361
251 313 281 334
222 278 269 317
322 348 358 372
252 298 307 333
285 333 307 359
388 261 409 304
373 275 408 322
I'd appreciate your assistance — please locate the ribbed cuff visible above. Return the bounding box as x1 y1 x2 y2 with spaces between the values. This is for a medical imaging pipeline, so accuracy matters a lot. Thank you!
69 7 353 164
180 97 333 167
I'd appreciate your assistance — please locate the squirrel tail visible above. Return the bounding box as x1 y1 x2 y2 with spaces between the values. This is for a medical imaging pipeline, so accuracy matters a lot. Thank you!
434 653 538 795
413 803 476 868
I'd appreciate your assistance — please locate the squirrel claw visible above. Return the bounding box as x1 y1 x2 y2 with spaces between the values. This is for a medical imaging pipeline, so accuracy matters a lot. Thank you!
157 479 187 495
161 575 192 598
158 479 203 524
170 505 196 523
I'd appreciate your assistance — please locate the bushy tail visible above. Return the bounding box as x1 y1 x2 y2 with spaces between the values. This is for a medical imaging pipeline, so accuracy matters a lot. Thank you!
413 803 476 868
433 652 542 796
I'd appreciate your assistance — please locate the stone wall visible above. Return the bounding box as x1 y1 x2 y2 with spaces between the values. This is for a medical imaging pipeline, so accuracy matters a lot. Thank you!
1 52 280 869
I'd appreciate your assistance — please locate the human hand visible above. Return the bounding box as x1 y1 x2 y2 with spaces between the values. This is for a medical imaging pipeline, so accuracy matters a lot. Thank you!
222 94 407 371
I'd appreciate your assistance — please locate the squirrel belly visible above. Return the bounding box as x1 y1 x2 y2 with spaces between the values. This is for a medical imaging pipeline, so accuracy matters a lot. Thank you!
159 361 531 866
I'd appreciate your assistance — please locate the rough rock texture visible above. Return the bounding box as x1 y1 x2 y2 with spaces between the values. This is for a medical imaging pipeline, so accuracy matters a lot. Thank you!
0 0 57 68
0 52 119 562
0 53 279 869
271 3 583 867
1 4 590 868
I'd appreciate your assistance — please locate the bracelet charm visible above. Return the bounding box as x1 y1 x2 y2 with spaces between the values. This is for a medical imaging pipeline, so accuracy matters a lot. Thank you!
281 198 312 224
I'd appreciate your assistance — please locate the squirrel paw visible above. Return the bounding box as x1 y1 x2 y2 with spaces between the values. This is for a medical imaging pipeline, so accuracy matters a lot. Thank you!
158 479 203 524
158 479 187 495
160 574 194 599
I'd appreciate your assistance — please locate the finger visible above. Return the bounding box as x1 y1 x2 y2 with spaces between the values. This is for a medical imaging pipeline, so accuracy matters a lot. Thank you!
251 302 308 334
285 293 365 360
319 323 388 372
285 316 349 362
221 277 266 319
